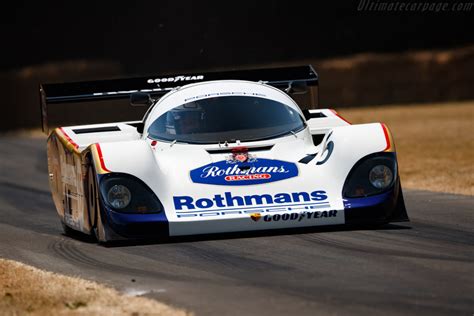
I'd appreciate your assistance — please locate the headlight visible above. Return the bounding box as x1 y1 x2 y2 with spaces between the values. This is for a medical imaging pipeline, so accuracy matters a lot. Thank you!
107 184 131 209
343 153 397 198
99 173 163 213
369 165 393 189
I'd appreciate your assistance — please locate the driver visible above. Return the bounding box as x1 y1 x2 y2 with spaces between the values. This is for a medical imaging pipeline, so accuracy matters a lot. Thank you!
170 103 205 135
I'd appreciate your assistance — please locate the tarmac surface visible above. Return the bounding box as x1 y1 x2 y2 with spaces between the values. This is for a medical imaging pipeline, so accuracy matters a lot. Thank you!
0 136 473 315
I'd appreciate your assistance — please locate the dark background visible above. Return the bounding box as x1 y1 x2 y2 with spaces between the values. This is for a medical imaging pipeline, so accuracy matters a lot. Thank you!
1 1 473 130
2 1 473 72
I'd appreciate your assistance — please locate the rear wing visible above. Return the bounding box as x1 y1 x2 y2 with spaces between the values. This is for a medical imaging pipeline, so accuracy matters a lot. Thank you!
40 65 319 134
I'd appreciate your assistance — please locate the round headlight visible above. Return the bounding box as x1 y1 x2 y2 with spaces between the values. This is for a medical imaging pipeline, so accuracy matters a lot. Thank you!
107 184 131 209
369 165 393 189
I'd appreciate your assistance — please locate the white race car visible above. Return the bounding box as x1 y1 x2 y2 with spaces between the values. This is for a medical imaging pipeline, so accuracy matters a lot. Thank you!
41 66 408 243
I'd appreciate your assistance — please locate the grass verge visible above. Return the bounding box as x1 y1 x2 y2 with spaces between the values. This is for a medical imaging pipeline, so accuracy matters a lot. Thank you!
339 101 473 196
0 258 190 316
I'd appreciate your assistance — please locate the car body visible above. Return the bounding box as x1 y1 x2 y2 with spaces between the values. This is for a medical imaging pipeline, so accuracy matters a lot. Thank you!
41 66 408 242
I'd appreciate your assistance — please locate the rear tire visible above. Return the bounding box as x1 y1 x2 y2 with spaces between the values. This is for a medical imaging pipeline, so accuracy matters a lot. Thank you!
61 221 94 241
61 221 76 236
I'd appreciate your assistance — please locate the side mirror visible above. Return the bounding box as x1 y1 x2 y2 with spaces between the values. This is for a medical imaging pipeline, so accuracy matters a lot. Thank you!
136 122 144 134
302 109 311 120
130 92 152 106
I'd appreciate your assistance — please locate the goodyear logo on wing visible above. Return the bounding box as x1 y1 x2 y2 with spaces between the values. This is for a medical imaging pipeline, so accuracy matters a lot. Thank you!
147 75 204 84
190 159 298 186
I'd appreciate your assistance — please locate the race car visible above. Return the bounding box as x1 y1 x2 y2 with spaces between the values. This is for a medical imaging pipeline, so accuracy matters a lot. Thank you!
40 65 408 243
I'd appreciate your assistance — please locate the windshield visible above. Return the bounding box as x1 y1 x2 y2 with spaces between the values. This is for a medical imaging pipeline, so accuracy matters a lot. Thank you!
147 96 305 144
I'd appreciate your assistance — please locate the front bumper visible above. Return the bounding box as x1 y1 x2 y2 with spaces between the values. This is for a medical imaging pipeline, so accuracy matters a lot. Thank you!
100 183 408 240
102 209 169 239
344 181 409 225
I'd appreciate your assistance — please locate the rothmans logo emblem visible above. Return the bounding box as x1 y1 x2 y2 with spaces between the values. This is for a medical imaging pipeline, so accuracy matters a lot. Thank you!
190 150 299 186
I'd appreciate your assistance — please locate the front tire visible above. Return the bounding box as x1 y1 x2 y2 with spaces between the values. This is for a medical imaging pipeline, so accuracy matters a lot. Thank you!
86 163 108 244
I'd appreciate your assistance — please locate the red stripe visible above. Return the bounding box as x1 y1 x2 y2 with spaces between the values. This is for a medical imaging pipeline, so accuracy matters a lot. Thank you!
59 127 79 149
96 144 111 172
330 109 351 125
381 123 391 152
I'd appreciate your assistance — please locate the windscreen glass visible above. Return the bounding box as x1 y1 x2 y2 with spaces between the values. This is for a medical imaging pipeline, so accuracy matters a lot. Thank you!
147 96 305 144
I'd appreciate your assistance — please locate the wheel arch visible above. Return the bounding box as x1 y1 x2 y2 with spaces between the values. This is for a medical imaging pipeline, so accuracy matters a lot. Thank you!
81 144 110 234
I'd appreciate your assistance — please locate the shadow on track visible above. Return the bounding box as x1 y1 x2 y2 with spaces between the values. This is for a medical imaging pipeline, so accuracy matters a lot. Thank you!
62 223 411 248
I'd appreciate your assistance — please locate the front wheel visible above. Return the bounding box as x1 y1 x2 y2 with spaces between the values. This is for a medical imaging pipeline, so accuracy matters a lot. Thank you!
86 164 108 244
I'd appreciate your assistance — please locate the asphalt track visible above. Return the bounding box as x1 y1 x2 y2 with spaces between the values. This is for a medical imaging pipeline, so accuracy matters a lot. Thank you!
0 136 473 315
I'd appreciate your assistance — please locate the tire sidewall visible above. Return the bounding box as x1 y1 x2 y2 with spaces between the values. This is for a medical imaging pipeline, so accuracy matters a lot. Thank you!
86 163 107 243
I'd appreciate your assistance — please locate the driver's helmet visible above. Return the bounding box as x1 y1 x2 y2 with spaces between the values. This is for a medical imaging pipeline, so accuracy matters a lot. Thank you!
166 102 205 134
